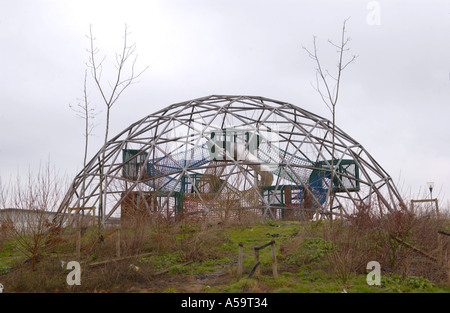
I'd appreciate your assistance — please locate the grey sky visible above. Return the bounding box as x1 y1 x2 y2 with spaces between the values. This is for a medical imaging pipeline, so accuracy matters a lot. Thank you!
0 0 449 205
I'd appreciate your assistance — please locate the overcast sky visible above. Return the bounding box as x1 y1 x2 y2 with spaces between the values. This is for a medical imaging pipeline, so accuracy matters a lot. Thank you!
1 0 449 207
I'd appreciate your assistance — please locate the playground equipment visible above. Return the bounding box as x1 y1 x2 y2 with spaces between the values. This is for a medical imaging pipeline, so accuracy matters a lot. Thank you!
55 95 405 225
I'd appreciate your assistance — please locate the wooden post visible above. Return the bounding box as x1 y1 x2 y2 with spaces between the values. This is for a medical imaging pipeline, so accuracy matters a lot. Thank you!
410 199 439 216
116 228 121 258
271 240 278 280
76 228 81 259
435 199 440 217
67 208 72 228
447 252 450 285
237 242 243 279
92 207 96 226
254 247 260 278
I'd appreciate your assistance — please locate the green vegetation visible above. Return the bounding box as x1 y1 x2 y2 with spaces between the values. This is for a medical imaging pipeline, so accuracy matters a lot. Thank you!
285 237 333 266
0 217 449 293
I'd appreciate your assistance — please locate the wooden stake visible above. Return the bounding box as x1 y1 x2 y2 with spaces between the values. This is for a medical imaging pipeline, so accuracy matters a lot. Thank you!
271 240 278 280
76 228 81 259
447 252 450 285
237 242 243 279
254 246 260 278
116 228 121 258
67 209 72 228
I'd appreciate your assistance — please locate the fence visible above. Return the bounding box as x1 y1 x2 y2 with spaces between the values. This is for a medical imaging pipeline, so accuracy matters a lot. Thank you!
237 240 278 280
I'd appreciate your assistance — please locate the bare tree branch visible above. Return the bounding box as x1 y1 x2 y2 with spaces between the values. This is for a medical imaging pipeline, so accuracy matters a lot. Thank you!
303 18 357 220
70 70 100 210
86 24 148 227
0 163 67 270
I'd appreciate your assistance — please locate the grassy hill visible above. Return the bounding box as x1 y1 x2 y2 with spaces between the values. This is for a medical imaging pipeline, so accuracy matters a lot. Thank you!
1 213 449 293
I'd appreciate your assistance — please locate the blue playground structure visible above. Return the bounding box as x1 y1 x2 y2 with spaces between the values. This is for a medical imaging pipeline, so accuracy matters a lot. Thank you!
121 129 359 220
57 95 405 226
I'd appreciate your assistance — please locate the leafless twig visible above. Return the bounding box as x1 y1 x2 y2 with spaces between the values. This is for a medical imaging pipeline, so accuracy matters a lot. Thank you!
86 24 148 226
302 18 357 217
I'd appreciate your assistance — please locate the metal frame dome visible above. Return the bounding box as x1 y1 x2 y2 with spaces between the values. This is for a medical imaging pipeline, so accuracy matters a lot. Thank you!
56 95 405 225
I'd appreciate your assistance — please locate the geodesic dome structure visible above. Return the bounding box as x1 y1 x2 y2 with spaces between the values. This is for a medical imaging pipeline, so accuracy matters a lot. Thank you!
56 95 405 225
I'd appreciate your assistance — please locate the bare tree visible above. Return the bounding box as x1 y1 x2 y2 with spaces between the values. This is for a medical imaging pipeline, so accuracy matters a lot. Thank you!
0 164 66 270
86 24 148 226
70 69 97 208
302 18 357 217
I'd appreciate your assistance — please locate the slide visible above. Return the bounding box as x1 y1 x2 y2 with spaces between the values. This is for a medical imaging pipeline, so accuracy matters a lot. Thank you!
256 142 328 206
228 142 273 187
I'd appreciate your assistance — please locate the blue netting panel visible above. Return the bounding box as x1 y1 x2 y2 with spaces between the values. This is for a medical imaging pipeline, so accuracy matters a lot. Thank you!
145 143 211 192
